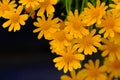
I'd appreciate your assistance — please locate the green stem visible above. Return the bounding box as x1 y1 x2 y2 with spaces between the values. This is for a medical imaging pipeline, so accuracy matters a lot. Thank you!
75 0 78 9
80 0 85 13
66 0 69 14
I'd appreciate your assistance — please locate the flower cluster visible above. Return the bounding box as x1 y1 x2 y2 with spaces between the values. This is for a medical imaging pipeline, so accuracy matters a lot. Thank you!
0 0 120 80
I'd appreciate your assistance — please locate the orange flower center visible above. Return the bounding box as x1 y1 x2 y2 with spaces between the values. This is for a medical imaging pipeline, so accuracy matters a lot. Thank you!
0 4 9 11
42 21 51 30
112 60 120 69
28 0 35 2
54 31 66 41
63 53 74 63
90 68 100 77
39 0 50 7
11 13 19 23
82 36 93 46
107 42 119 52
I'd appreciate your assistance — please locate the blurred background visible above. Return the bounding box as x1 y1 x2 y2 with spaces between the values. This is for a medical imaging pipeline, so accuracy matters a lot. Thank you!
0 2 65 79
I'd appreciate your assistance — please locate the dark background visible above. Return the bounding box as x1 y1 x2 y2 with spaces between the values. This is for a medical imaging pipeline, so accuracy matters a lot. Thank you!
0 2 65 79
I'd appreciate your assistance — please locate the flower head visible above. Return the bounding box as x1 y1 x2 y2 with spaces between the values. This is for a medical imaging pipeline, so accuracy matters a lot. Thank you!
53 46 84 73
109 0 120 10
49 30 73 53
82 0 108 26
2 6 28 32
99 38 120 61
37 0 58 16
96 10 120 38
73 29 101 55
33 14 59 40
104 58 120 78
60 70 80 80
77 59 107 80
19 0 44 9
65 10 89 38
0 0 17 17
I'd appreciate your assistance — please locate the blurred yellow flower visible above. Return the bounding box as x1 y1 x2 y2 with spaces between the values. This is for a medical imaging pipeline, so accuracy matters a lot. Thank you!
53 46 84 73
96 10 120 38
2 6 28 32
49 30 73 53
19 0 44 9
104 58 120 78
77 59 107 80
37 0 58 16
99 38 120 61
109 0 120 10
65 10 89 38
82 0 108 26
73 29 101 55
0 0 17 17
60 70 80 80
33 14 59 40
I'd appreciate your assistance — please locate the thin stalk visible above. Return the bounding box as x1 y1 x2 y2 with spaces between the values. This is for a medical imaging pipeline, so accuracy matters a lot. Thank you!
75 0 78 9
80 0 86 13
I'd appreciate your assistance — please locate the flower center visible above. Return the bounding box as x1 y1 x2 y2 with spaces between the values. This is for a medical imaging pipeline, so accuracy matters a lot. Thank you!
113 60 120 69
42 21 51 30
39 0 50 7
28 0 35 2
11 13 19 23
64 53 74 63
54 31 66 41
82 36 92 47
90 68 100 77
0 4 9 11
107 42 119 52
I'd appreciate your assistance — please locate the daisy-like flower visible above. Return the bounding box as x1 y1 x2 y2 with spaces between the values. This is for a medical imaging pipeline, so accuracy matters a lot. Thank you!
65 10 89 38
77 59 107 80
60 70 81 80
49 30 73 53
19 0 44 9
99 38 120 61
73 29 101 55
82 0 108 26
33 14 59 40
2 6 28 32
37 0 58 16
109 0 120 10
53 46 84 73
104 58 120 78
96 10 120 38
0 0 17 17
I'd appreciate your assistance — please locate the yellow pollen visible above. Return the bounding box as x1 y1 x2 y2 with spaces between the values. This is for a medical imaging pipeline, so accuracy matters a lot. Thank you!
42 21 50 30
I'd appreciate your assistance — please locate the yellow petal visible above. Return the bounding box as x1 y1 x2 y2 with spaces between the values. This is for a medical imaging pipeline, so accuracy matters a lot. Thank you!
2 20 11 28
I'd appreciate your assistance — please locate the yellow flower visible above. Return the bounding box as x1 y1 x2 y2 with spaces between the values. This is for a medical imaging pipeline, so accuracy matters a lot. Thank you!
49 30 73 53
104 58 120 78
37 0 58 16
33 14 59 40
2 6 28 32
77 59 107 80
82 0 108 26
109 0 120 10
65 10 89 38
96 10 120 38
53 46 84 73
0 0 17 17
99 38 120 61
19 0 44 9
73 29 101 55
60 70 81 80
